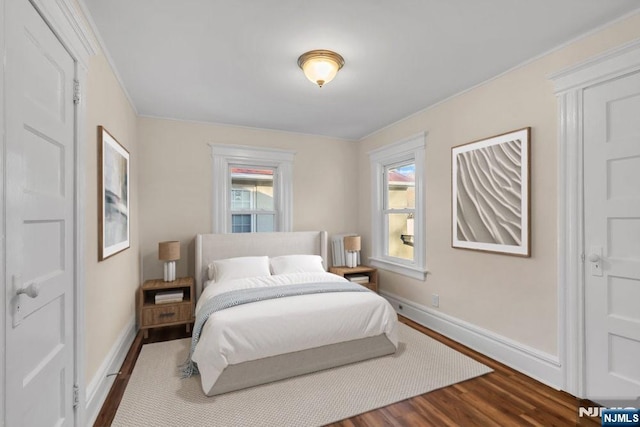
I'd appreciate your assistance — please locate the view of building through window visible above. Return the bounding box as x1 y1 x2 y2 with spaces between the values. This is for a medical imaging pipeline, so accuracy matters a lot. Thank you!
230 167 275 233
386 163 415 260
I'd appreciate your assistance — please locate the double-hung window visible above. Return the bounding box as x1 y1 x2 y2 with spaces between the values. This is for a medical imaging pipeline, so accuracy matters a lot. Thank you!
369 133 427 280
230 167 276 233
211 144 294 233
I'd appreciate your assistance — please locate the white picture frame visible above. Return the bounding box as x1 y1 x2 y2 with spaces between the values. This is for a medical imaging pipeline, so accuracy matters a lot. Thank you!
452 127 531 257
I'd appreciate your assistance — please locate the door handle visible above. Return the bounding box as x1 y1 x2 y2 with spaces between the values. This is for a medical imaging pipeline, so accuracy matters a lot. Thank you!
588 246 603 277
16 282 40 298
12 275 40 327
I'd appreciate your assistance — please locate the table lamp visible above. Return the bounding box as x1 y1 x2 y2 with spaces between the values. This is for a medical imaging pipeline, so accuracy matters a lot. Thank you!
401 214 415 246
159 241 180 281
344 235 361 268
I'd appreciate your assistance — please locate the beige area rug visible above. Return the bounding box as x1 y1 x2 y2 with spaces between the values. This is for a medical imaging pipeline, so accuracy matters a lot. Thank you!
112 323 492 427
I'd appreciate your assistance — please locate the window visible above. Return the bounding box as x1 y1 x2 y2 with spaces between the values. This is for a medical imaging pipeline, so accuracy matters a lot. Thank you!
211 144 294 233
369 133 427 280
385 162 415 260
231 214 252 233
230 167 275 233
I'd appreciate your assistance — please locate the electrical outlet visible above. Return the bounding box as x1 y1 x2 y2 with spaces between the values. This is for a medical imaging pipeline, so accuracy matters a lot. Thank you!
432 294 439 308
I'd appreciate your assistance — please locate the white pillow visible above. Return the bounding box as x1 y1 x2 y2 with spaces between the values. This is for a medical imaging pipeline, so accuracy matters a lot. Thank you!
208 256 271 282
270 255 325 275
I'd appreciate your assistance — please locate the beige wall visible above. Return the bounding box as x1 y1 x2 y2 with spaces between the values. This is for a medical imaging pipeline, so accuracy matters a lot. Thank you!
357 13 640 356
85 53 139 382
138 117 358 281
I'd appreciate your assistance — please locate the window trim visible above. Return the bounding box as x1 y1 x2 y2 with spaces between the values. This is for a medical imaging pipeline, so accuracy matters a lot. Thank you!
369 133 427 280
210 144 295 233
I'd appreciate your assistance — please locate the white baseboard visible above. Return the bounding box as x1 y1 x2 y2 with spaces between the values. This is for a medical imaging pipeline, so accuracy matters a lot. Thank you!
85 316 136 426
381 291 563 389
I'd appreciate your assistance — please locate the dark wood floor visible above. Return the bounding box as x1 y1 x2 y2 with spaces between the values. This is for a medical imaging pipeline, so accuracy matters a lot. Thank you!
94 317 598 427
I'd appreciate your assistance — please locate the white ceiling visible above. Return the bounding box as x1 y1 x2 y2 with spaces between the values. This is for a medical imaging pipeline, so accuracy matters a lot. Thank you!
83 1 640 140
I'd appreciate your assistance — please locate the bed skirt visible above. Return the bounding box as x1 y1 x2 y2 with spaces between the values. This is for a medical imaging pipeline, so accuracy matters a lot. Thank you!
207 333 396 396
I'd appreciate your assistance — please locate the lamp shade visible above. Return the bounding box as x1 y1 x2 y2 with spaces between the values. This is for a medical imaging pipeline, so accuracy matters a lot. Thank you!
297 50 344 88
344 236 361 252
407 216 415 236
158 241 180 261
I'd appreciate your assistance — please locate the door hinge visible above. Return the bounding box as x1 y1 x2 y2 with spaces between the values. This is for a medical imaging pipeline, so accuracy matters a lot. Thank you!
580 252 585 262
73 384 80 409
73 79 81 105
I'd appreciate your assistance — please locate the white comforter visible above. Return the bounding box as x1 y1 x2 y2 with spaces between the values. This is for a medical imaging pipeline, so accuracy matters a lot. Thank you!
192 272 398 394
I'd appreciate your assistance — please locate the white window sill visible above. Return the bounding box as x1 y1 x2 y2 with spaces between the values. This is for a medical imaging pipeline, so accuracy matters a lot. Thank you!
369 257 428 281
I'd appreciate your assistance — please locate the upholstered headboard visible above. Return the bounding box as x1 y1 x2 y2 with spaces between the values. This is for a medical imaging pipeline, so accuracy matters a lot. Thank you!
194 231 328 299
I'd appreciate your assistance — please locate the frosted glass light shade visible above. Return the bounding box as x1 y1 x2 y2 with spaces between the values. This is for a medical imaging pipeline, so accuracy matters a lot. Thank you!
298 50 344 88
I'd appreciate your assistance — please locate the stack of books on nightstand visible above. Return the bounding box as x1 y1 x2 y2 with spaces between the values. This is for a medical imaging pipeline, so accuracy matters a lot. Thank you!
155 290 184 304
347 275 369 285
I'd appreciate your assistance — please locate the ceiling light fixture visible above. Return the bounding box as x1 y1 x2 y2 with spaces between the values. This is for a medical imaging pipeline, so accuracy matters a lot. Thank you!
297 49 344 88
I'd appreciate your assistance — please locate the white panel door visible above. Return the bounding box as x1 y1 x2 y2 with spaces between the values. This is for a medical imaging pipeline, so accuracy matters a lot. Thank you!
4 0 77 425
584 70 640 400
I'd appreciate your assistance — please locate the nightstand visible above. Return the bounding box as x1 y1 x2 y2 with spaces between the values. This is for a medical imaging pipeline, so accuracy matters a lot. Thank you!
329 265 378 293
138 277 195 339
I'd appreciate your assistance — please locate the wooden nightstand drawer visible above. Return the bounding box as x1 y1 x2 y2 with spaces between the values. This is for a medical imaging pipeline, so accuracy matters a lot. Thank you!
142 303 192 326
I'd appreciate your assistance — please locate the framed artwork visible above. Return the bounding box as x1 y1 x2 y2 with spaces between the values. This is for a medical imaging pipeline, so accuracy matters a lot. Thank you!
98 126 130 261
451 127 531 257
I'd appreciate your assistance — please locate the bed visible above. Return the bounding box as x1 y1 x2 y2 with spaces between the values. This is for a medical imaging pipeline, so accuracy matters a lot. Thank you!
191 231 398 396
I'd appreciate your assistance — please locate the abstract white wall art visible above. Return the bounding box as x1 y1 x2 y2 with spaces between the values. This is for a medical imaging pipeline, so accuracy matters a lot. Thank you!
452 128 531 256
